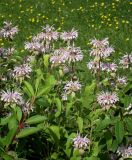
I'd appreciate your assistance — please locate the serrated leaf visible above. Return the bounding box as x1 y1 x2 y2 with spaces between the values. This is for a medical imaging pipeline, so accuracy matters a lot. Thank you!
8 117 18 130
5 126 18 148
115 121 124 144
16 106 22 122
43 54 50 68
45 75 56 87
77 117 83 133
82 81 96 108
54 98 62 117
36 87 50 97
96 116 111 131
24 81 35 97
25 115 47 125
0 115 11 126
48 126 60 146
16 127 42 138
124 117 132 133
66 102 73 116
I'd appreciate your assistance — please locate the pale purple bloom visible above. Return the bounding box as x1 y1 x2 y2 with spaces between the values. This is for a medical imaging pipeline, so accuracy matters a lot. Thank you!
0 47 14 58
32 32 46 42
90 38 114 58
67 46 83 63
25 41 45 53
90 38 109 48
1 90 22 104
19 100 34 114
87 61 103 70
12 63 32 80
90 46 114 58
50 48 68 66
97 91 119 109
120 54 132 68
64 80 81 94
117 146 132 159
101 63 117 72
73 133 90 150
60 28 78 41
42 24 59 41
117 76 127 85
0 21 18 39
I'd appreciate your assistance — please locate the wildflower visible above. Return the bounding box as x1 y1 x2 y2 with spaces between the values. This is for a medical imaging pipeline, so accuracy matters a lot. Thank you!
117 146 132 159
50 48 68 66
60 28 78 41
20 100 34 114
25 41 45 53
90 38 115 58
90 46 114 58
120 54 132 68
32 32 46 42
117 76 127 85
67 46 83 63
101 63 117 72
73 133 90 150
12 63 32 80
1 90 22 104
42 24 59 41
64 80 81 95
90 38 109 48
0 47 14 58
97 91 119 109
0 21 18 39
87 61 103 70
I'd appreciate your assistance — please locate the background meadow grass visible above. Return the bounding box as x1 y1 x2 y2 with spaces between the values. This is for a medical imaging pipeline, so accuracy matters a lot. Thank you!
0 0 131 53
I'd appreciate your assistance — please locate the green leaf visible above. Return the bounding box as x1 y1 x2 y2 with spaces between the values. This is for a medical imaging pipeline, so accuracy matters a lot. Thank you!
45 75 56 87
111 139 118 152
115 121 124 144
54 98 62 117
35 69 44 92
43 54 50 68
96 116 111 131
66 102 73 116
0 115 11 126
25 115 47 125
82 81 96 108
124 117 132 133
5 126 18 148
8 117 18 130
48 126 60 145
92 142 100 156
24 81 35 97
77 117 83 133
16 106 22 122
36 87 51 97
16 127 42 138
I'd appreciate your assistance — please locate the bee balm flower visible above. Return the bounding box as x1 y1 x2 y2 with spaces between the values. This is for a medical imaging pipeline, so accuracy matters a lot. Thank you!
12 63 32 80
64 80 81 95
117 146 132 159
60 28 78 41
0 21 18 39
97 91 119 109
1 90 22 104
73 133 90 150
